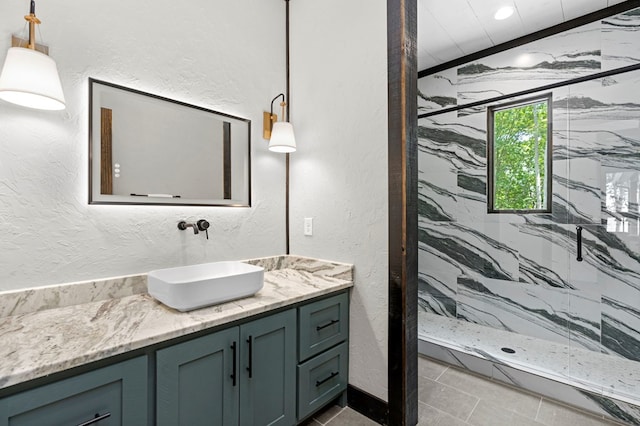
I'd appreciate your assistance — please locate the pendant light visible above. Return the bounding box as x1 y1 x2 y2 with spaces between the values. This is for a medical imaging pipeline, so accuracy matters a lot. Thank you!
0 1 65 110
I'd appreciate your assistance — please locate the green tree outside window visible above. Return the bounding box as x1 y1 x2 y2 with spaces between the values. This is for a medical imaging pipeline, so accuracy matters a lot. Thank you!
489 95 551 212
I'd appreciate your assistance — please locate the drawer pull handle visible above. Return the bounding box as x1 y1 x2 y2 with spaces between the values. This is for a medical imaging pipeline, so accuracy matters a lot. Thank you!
316 319 340 331
230 341 237 386
246 335 253 379
316 371 339 387
76 412 111 426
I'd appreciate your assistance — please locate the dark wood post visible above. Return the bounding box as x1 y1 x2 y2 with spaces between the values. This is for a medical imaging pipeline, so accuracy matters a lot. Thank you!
387 0 418 424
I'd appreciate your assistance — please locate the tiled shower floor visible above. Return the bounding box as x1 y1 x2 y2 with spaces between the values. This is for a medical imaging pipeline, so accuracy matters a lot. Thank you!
418 311 640 407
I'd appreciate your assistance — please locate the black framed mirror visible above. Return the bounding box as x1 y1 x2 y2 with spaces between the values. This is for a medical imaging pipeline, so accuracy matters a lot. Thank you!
89 78 251 206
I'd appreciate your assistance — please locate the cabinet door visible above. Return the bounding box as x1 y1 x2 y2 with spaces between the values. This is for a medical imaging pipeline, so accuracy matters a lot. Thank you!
156 328 239 426
239 309 296 426
0 356 147 426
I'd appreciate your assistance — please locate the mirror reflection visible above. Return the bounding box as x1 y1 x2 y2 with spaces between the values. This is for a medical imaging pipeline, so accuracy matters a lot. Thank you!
89 78 251 206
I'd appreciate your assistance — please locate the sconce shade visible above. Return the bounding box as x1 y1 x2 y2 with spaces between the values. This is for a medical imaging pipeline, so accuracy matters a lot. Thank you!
0 47 65 110
268 121 296 153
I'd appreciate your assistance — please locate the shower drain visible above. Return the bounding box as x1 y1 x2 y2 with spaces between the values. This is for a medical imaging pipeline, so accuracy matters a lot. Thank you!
501 347 516 354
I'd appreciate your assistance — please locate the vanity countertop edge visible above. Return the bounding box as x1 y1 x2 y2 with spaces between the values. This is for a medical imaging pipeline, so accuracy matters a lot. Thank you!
0 255 354 391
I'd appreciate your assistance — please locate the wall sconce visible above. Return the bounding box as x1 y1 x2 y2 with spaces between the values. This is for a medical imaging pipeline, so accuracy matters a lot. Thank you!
0 0 65 110
263 93 296 153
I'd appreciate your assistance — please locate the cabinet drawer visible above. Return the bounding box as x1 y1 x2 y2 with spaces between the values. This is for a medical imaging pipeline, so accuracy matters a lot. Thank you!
297 342 348 421
298 291 349 361
0 356 147 426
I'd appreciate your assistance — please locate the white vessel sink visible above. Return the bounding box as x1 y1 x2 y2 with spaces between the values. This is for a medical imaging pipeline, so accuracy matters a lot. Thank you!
148 261 264 312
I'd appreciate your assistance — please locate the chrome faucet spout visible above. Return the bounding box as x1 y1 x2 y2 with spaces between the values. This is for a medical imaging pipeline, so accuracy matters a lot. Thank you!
177 221 199 234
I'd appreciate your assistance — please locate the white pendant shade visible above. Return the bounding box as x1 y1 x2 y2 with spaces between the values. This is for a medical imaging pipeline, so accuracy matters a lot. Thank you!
0 47 65 110
268 121 296 153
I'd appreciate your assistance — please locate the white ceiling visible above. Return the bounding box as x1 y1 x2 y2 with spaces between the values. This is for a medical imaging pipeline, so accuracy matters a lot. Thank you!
418 0 629 71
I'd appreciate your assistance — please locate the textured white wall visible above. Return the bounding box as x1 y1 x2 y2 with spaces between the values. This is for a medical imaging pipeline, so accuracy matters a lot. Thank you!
289 0 389 401
0 0 289 290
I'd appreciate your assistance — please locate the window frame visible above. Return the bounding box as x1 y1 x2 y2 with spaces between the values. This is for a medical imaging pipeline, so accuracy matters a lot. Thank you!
487 92 553 214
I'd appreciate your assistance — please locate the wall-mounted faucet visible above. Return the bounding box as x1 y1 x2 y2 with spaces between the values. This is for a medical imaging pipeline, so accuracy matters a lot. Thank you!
178 221 199 234
178 219 210 239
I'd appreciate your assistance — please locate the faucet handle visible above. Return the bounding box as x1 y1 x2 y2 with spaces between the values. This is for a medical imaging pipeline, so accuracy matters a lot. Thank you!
197 219 210 240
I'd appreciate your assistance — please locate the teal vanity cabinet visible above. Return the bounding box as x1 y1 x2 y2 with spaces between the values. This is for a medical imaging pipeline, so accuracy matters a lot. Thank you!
156 309 297 426
297 292 349 421
0 289 349 426
155 291 350 426
0 356 148 426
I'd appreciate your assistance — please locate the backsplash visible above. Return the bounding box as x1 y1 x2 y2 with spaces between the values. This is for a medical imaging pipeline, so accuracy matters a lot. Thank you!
247 255 353 280
0 275 147 319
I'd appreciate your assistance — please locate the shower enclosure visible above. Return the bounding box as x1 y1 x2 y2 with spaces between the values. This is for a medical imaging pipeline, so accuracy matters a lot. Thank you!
417 7 640 425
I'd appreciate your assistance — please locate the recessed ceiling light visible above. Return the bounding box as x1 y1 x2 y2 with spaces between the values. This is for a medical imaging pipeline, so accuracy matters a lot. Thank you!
494 6 514 20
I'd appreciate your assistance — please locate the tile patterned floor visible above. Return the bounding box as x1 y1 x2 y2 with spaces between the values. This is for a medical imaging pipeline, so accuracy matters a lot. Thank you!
308 356 628 426
300 404 378 426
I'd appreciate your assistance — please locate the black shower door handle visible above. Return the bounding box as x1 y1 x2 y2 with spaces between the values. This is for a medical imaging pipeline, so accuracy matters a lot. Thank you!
576 226 583 262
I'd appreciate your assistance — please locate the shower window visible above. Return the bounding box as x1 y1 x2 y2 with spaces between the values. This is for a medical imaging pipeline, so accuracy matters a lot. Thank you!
487 93 552 213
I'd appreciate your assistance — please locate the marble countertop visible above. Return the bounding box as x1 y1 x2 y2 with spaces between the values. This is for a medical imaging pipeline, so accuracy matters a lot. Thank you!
0 256 353 391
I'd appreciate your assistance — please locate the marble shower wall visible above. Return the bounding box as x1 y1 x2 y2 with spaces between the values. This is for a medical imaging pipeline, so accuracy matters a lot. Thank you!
418 7 640 115
418 6 640 364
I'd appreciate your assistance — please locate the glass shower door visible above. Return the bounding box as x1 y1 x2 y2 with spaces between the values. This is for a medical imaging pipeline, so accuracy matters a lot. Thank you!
564 69 640 403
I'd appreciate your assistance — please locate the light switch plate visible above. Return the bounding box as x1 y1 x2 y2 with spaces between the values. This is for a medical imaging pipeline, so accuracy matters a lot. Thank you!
304 217 313 236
